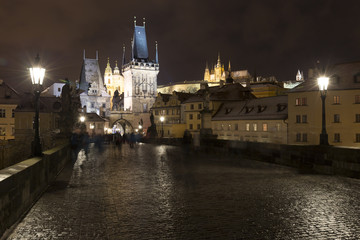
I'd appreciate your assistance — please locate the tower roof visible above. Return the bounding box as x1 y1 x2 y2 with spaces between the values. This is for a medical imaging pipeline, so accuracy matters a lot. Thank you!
132 24 149 60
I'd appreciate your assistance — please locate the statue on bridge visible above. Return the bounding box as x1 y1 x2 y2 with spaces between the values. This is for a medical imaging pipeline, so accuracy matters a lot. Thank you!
146 113 158 139
112 90 122 111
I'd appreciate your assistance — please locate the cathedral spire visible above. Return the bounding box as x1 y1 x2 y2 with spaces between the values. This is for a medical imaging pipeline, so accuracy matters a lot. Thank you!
155 41 159 64
122 44 126 67
217 52 221 67
228 60 231 72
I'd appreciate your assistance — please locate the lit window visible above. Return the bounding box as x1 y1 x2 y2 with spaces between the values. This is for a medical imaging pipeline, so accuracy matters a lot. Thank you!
333 96 340 104
276 123 281 131
246 123 250 131
295 97 307 106
334 133 341 143
253 123 257 131
334 114 340 123
263 123 268 132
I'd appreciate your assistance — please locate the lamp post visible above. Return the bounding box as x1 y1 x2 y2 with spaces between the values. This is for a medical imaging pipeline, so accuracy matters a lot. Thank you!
29 54 45 156
160 116 164 138
317 76 329 145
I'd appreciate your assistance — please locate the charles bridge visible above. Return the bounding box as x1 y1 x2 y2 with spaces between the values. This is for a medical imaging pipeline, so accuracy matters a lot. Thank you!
1 141 360 239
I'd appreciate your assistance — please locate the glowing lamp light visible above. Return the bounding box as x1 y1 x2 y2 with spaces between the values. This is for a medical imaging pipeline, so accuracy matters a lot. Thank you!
80 116 85 122
29 55 45 86
90 124 95 129
160 116 165 122
317 76 329 91
139 125 143 129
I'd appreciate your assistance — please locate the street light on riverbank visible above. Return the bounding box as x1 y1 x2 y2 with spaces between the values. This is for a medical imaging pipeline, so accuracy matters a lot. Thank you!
160 116 164 138
317 76 329 145
29 54 45 156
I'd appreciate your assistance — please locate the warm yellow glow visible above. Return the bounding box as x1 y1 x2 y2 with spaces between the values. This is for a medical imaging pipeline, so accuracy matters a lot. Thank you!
160 116 165 122
29 67 45 85
135 129 139 133
80 116 85 122
90 124 94 129
317 76 329 91
139 125 142 129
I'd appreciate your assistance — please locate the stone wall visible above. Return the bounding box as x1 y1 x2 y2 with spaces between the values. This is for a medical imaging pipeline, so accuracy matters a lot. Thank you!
200 139 360 179
0 144 70 238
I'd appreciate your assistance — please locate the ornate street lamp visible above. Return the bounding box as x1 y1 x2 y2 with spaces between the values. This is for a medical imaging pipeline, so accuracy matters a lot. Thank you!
29 54 45 156
160 116 164 138
317 76 329 145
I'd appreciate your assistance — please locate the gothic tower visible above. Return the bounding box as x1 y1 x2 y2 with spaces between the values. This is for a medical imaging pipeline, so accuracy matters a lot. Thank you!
122 17 159 113
79 50 111 117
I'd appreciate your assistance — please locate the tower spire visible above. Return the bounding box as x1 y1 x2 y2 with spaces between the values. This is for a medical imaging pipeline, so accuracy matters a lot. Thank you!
155 41 158 64
228 60 231 72
122 44 126 67
217 52 221 67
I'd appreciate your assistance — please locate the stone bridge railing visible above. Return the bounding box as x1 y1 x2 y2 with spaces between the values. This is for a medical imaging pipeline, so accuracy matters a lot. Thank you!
0 144 71 238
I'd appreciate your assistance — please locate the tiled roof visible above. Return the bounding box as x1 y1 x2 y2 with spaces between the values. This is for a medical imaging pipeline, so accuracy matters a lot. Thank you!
85 112 108 122
212 95 288 121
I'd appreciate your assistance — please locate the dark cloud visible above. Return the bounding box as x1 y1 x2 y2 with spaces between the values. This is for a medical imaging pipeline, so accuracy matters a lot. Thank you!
0 0 360 91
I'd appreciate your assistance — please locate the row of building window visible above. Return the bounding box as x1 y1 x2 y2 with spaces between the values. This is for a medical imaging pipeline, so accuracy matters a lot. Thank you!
295 95 360 106
188 103 202 110
296 133 360 143
213 123 280 132
0 109 15 118
189 114 201 120
295 114 360 123
154 109 180 115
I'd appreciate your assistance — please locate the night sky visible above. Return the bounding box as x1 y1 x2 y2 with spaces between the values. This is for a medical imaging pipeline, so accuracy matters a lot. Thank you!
1 0 360 92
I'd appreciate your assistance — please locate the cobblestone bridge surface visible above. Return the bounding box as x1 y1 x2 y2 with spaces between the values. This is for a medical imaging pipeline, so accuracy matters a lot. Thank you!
6 143 360 239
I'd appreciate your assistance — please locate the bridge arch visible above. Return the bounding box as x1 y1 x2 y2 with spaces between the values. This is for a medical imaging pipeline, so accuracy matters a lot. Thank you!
111 118 134 134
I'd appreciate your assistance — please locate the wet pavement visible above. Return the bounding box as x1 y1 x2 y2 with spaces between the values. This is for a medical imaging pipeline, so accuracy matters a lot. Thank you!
5 143 360 239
